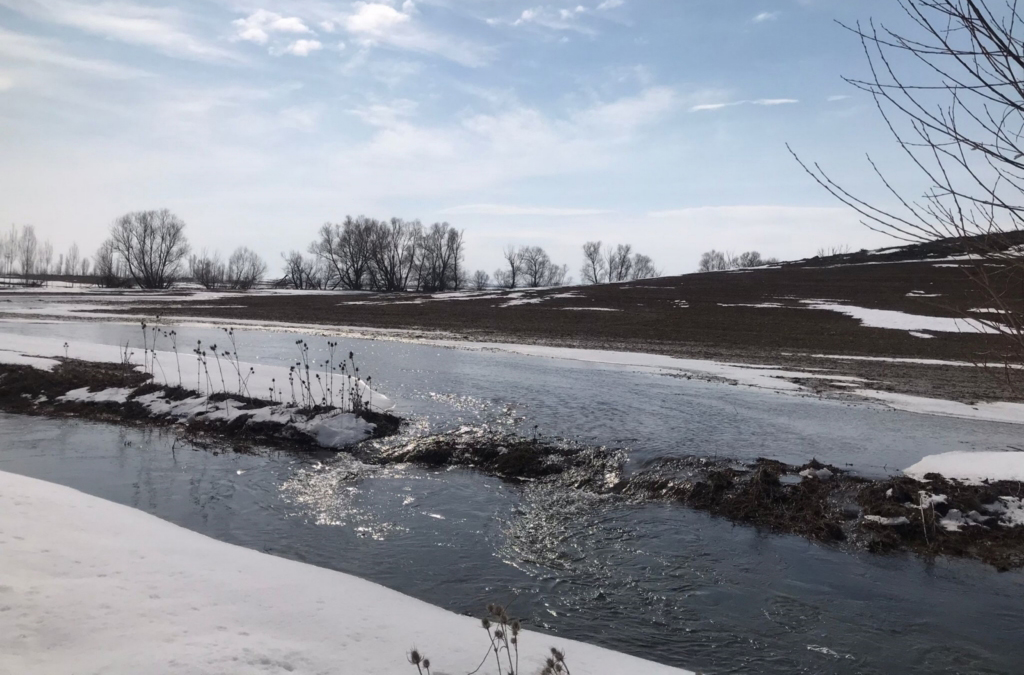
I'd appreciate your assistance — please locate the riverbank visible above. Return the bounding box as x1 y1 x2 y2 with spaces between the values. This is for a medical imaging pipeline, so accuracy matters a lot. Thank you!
0 469 691 675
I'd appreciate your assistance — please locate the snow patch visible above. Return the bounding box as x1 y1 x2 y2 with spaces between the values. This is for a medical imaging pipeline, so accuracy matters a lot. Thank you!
904 451 1024 483
0 470 693 675
801 301 998 334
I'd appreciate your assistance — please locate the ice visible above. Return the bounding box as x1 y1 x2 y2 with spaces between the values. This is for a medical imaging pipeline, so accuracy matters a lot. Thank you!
0 470 692 675
857 390 1024 425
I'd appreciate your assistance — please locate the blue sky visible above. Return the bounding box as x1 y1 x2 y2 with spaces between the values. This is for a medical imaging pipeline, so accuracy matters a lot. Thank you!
0 0 916 276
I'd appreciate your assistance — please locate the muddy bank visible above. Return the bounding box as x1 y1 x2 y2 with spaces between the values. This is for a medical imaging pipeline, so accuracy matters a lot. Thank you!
367 427 1024 570
0 359 401 451
3 360 1021 570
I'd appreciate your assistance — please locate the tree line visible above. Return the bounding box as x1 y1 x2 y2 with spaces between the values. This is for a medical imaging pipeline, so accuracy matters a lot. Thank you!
5 209 665 291
697 250 778 272
0 225 91 282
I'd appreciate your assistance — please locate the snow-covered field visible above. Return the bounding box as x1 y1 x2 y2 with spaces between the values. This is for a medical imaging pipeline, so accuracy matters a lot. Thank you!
0 470 691 675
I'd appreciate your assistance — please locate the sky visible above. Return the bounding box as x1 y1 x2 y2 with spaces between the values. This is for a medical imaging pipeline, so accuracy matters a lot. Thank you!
0 0 924 277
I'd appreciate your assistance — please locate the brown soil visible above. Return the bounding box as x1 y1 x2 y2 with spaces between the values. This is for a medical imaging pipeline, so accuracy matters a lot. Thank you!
371 427 1024 570
53 257 1024 403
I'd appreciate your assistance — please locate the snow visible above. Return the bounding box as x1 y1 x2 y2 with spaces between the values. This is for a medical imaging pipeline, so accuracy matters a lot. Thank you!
0 470 692 675
558 307 621 312
59 387 134 404
855 389 1024 425
718 303 787 309
795 353 995 368
903 451 1024 483
0 349 59 370
433 340 866 393
906 291 941 298
801 302 999 334
908 332 935 339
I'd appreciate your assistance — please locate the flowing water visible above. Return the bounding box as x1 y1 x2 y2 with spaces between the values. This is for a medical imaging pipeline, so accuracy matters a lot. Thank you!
1 318 1022 674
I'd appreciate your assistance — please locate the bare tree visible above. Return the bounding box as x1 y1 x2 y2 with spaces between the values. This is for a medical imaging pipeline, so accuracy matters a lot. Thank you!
190 250 225 289
65 243 80 278
369 218 419 292
39 240 53 277
500 245 524 289
107 209 190 289
630 254 660 279
227 247 268 290
699 250 730 272
792 0 1024 366
282 251 325 290
94 239 124 288
80 257 91 277
520 246 552 288
3 226 16 280
606 244 634 282
18 225 37 277
581 241 607 284
737 251 764 268
472 270 490 290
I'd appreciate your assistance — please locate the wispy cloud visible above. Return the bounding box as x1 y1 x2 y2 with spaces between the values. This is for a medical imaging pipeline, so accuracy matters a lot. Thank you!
827 94 851 102
0 0 237 62
753 11 778 23
0 26 149 79
690 98 798 112
442 204 610 216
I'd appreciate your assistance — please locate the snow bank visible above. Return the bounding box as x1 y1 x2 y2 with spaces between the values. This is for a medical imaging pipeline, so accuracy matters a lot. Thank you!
855 389 1024 425
0 333 393 413
0 471 692 675
904 451 1024 483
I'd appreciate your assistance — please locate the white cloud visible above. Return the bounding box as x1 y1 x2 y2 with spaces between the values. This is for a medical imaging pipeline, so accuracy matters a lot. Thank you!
342 2 492 67
597 0 624 9
281 39 322 56
0 73 13 91
345 3 411 35
510 5 593 33
233 10 313 46
690 98 798 112
0 0 236 61
828 94 851 102
441 204 610 216
753 12 778 23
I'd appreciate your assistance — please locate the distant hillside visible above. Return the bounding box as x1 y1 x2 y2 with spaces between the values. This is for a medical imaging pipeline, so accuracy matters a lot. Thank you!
791 230 1024 268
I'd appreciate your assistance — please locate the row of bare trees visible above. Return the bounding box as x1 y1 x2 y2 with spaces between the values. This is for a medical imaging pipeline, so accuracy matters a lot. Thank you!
285 217 466 292
580 242 660 284
189 248 269 290
0 225 91 282
490 245 571 289
94 210 267 290
697 250 778 272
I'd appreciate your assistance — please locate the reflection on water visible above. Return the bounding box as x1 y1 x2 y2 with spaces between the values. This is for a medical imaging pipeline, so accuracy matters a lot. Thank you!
1 414 1022 675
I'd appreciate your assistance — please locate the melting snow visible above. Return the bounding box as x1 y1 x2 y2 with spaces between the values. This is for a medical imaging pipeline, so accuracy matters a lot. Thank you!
801 301 998 334
0 471 693 675
904 451 1024 483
